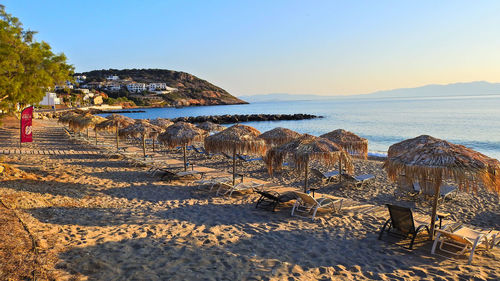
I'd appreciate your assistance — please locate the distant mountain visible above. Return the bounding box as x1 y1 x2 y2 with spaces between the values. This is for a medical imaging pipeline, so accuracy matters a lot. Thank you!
239 81 500 102
76 69 247 106
364 81 500 99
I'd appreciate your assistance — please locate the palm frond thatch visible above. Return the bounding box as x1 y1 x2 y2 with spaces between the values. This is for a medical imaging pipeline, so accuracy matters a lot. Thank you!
320 129 368 159
157 121 206 148
196 121 226 133
95 114 135 132
384 135 500 193
72 114 107 131
150 118 174 129
204 124 267 155
119 119 163 139
265 134 353 175
258 127 302 147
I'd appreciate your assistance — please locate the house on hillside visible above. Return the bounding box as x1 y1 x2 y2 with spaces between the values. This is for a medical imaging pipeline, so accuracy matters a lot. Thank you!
127 83 147 93
106 75 119 81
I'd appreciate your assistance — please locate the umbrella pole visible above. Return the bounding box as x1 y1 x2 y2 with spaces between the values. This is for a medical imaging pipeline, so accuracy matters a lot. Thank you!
339 158 342 183
304 161 309 193
429 185 441 240
142 135 146 158
232 146 237 186
95 130 98 145
183 145 187 172
86 128 89 139
152 139 155 152
116 126 119 150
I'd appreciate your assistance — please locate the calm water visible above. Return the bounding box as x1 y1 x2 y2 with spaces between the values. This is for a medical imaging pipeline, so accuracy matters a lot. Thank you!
102 95 500 159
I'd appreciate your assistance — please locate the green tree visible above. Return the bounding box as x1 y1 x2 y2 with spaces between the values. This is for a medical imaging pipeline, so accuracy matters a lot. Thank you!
0 5 74 112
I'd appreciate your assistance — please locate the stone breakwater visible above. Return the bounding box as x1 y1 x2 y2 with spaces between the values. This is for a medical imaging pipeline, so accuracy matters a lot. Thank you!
172 114 322 124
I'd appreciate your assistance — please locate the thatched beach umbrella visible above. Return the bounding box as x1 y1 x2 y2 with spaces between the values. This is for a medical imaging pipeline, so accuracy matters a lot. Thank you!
58 111 80 127
119 120 162 158
258 127 302 147
320 129 368 159
384 135 500 239
150 118 174 129
266 134 353 192
95 114 135 150
196 121 226 134
158 122 207 171
73 113 107 140
205 124 267 185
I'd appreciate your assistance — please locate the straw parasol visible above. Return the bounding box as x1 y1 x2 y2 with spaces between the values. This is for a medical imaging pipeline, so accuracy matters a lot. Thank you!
258 127 302 147
320 129 368 159
119 120 163 158
74 114 107 143
205 124 267 185
266 134 353 192
196 121 226 134
150 118 174 129
384 135 500 239
95 114 135 150
158 122 207 171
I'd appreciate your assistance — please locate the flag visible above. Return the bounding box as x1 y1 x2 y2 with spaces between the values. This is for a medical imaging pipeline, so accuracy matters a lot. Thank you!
20 106 33 143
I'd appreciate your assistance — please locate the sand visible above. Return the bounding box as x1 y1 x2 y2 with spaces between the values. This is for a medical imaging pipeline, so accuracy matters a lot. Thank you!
0 117 499 280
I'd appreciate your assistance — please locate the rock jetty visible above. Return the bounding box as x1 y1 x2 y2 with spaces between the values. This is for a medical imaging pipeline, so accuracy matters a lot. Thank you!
171 114 322 124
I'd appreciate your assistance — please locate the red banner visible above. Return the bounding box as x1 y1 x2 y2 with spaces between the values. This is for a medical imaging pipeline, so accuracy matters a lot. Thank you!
20 106 33 143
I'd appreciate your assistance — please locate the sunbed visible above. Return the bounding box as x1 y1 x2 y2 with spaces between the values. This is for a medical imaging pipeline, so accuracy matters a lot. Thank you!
195 176 233 191
378 204 430 249
431 223 499 264
236 154 263 162
291 192 343 220
343 173 375 187
310 168 340 184
415 181 458 202
254 190 295 212
216 181 263 196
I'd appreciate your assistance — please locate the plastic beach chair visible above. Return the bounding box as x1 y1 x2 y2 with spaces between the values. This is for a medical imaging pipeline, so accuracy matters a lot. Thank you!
291 192 343 220
378 204 430 249
431 223 499 264
216 181 263 196
343 173 375 187
310 168 340 184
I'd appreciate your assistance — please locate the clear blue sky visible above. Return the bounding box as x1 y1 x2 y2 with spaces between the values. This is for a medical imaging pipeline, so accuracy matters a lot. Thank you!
3 0 500 95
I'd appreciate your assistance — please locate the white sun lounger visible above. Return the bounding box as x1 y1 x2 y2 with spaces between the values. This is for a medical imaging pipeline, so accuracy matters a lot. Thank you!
431 223 499 264
216 181 263 196
291 192 343 220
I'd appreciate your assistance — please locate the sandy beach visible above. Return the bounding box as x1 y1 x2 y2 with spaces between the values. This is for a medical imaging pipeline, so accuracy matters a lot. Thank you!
1 117 499 280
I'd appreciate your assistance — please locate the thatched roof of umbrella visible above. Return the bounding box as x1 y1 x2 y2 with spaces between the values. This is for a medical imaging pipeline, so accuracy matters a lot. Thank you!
266 134 354 175
72 114 107 131
320 129 368 159
58 111 80 125
150 118 173 129
196 121 226 133
95 114 135 132
119 119 163 139
158 122 206 148
384 135 500 193
204 124 267 155
258 127 301 147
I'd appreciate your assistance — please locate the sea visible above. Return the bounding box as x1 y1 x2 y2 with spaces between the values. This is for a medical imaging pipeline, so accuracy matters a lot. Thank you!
100 94 500 160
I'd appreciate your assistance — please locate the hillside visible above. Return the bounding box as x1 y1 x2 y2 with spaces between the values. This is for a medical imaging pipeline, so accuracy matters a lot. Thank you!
76 69 247 107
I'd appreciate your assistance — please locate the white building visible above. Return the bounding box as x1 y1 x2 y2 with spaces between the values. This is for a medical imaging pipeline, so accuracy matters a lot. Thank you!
106 75 119 81
39 92 61 106
148 83 177 93
127 83 147 93
75 75 86 83
106 83 121 91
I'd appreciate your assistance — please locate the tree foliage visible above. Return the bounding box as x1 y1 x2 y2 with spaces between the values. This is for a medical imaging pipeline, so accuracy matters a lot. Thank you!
0 5 74 112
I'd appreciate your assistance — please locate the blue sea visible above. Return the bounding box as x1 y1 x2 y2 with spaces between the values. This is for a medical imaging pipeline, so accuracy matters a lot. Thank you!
101 95 500 160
